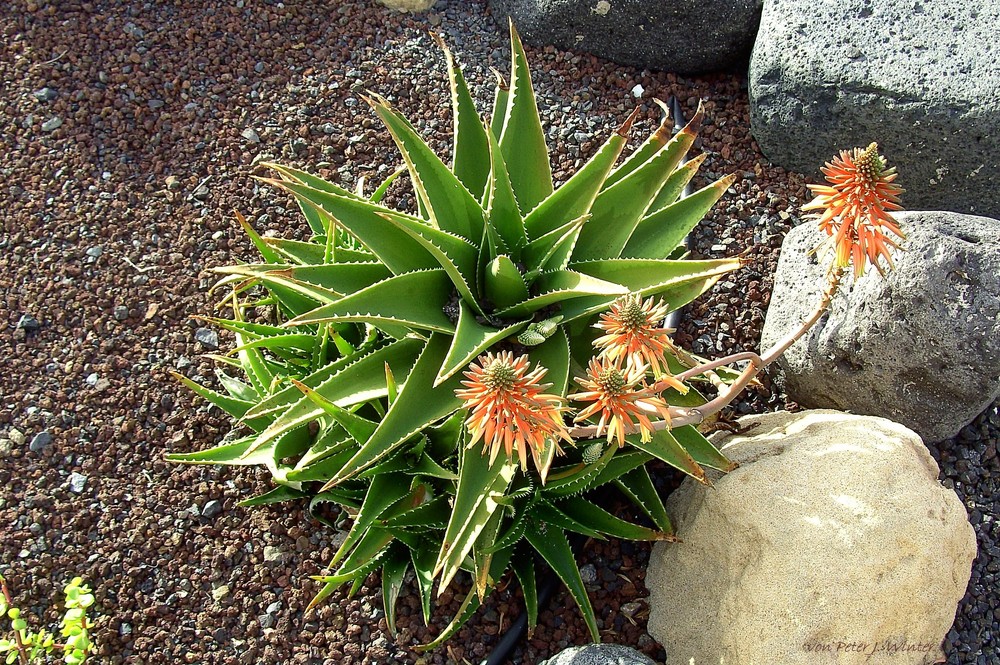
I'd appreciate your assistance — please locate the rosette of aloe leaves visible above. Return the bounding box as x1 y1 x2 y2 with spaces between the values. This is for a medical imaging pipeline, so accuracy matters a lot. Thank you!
168 22 793 647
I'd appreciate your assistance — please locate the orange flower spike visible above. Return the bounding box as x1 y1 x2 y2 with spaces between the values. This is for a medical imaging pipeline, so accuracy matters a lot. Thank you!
593 294 678 377
456 351 571 474
568 358 672 447
803 142 905 280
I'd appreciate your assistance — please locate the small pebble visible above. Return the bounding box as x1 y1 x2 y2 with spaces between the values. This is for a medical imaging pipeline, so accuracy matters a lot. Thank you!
241 128 261 143
17 314 40 332
32 87 57 102
202 499 223 518
194 327 218 349
68 472 88 493
41 116 62 131
29 431 52 453
263 546 288 564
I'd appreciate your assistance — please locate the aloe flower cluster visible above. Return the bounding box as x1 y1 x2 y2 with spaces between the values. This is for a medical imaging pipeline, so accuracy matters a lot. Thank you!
171 22 756 646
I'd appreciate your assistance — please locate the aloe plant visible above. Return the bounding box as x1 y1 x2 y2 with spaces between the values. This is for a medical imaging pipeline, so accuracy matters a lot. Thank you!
170 22 743 646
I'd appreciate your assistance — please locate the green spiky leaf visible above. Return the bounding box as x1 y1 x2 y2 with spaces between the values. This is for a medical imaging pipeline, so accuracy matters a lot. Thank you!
524 521 598 641
368 94 484 242
286 269 456 334
499 22 553 214
434 442 517 592
322 334 463 487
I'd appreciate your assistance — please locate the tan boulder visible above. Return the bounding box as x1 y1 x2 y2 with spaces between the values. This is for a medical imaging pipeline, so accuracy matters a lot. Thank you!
647 409 976 665
376 0 437 11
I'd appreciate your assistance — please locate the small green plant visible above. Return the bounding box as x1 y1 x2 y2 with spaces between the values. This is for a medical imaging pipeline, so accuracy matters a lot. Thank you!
0 574 94 665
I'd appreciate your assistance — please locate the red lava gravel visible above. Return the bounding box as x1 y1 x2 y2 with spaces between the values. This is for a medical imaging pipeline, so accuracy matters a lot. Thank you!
1 1 815 663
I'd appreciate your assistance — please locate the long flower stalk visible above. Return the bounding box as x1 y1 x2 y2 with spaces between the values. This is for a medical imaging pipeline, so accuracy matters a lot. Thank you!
566 270 842 439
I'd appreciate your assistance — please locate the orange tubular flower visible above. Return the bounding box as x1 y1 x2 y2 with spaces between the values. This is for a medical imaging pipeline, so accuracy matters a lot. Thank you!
594 294 678 377
802 142 905 280
569 358 674 446
456 351 571 475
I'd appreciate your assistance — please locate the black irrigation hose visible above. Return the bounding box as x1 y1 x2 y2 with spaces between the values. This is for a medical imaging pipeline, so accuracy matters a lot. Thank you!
663 95 694 333
484 99 693 665
484 573 560 665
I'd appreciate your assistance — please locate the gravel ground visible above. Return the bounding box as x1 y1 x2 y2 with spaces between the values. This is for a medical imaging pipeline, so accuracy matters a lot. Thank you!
930 402 1000 665
0 1 991 663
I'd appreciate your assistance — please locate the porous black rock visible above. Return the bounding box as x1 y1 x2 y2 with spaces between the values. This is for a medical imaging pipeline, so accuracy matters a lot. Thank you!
489 0 763 74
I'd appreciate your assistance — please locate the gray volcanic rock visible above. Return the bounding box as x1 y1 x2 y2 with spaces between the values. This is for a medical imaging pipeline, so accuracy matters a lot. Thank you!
542 644 656 665
761 211 1000 442
749 0 1000 217
489 0 764 74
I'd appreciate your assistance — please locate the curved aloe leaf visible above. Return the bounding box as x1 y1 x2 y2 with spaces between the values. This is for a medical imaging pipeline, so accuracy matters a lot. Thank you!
381 545 410 637
473 508 506 598
495 270 628 319
489 70 509 143
511 548 538 635
276 263 394 297
434 442 517 592
484 119 527 253
243 334 387 421
614 466 673 534
169 372 258 425
238 484 308 507
234 209 282 263
499 21 553 214
573 111 702 261
264 177 437 275
433 33 490 201
602 98 674 189
435 300 528 387
379 212 483 315
367 94 484 242
265 162 365 202
627 429 707 484
521 215 588 281
543 444 616 498
588 448 653 488
417 544 514 651
263 236 372 266
330 472 413 567
556 495 673 541
289 379 379 445
561 257 741 321
523 109 636 239
648 152 706 214
286 269 456 334
524 522 599 641
322 334 464 487
672 424 735 472
534 501 606 540
411 540 437 625
622 175 736 260
245 337 424 456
